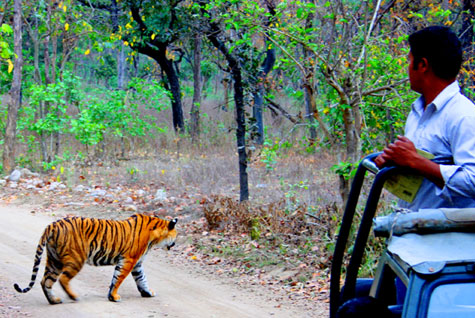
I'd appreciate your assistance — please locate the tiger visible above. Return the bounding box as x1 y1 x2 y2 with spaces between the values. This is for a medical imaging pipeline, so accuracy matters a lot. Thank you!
14 214 178 304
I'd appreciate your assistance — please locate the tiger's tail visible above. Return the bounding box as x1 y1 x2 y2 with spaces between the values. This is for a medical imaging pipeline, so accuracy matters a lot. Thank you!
13 224 51 293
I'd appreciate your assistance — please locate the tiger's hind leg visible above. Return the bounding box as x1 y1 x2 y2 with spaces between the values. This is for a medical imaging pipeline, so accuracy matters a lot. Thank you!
59 258 84 301
132 261 155 298
41 256 63 305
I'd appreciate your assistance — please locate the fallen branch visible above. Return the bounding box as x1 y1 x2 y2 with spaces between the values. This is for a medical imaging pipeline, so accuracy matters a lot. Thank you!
265 97 301 124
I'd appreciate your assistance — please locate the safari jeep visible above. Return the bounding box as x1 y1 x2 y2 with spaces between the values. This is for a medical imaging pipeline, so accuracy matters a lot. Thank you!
329 153 475 318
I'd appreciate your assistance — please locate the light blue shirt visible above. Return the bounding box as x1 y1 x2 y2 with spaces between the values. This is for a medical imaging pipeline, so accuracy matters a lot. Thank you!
400 81 475 210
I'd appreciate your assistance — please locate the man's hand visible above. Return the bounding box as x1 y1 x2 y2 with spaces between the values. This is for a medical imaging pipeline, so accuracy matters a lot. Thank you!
375 135 444 188
375 136 419 169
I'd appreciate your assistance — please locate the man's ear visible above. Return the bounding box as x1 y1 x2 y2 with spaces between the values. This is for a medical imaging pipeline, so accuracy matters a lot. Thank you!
418 57 430 72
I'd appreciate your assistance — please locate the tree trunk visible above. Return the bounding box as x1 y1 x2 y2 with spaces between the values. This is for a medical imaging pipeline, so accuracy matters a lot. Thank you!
252 1 276 145
223 78 229 111
302 0 317 142
33 35 41 83
252 87 265 144
3 0 23 174
204 15 249 202
160 54 185 133
51 35 57 82
43 37 52 85
136 42 185 133
252 45 275 145
51 35 60 157
303 77 317 141
117 44 126 89
234 69 249 202
339 102 362 204
190 33 201 144
23 8 41 84
42 33 53 163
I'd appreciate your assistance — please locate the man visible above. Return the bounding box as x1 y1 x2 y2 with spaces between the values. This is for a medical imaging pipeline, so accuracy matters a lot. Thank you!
375 26 475 210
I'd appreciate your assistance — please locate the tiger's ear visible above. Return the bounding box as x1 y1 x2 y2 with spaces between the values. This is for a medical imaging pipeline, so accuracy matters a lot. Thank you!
168 218 178 230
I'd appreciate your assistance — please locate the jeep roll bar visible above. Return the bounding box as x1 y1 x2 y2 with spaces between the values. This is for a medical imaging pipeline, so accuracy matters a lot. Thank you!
329 153 453 318
329 153 408 318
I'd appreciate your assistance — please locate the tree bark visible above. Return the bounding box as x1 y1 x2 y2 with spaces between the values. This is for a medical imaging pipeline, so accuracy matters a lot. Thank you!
23 8 41 84
252 45 275 145
251 0 276 145
3 0 23 174
156 49 185 132
190 33 202 143
117 44 127 89
202 8 249 202
302 0 317 141
303 78 317 141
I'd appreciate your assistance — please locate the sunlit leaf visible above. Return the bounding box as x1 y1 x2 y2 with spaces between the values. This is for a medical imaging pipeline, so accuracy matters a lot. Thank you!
7 59 13 73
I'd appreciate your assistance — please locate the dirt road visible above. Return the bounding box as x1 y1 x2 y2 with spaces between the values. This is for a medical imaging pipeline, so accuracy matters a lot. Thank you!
0 204 327 318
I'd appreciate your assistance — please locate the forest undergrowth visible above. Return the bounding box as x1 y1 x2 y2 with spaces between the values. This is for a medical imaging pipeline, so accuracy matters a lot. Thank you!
0 137 393 303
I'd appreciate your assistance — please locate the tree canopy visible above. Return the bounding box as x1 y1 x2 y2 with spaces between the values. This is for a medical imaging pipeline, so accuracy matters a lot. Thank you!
0 0 473 200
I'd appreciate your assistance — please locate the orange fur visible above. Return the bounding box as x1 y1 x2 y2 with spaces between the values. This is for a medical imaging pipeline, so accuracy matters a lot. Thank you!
14 214 177 304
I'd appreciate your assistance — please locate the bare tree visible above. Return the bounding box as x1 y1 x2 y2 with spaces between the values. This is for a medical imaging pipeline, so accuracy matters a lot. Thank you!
190 33 202 144
199 2 249 201
3 0 23 173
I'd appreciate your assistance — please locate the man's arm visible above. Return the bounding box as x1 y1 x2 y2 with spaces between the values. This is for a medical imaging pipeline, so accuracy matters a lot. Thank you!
375 136 444 188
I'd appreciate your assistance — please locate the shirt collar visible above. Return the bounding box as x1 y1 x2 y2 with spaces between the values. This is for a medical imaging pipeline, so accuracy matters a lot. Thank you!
411 81 460 115
431 81 460 111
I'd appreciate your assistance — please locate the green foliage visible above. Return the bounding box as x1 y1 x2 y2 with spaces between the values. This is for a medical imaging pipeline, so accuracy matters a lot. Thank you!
0 23 13 91
331 161 359 180
261 138 279 171
1 0 471 181
70 79 170 145
42 156 65 172
249 218 261 240
25 81 71 135
0 23 13 59
17 72 170 167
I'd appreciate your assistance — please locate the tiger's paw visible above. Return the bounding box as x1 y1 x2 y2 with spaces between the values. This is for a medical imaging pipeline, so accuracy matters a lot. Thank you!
108 293 121 302
70 295 79 301
47 297 63 305
140 289 155 298
65 291 79 301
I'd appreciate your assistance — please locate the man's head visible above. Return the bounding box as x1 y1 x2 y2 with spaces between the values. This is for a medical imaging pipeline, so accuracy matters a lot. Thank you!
408 26 462 82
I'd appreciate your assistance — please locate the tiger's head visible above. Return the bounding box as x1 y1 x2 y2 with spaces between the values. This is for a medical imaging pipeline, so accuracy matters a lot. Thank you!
152 218 178 250
165 218 178 250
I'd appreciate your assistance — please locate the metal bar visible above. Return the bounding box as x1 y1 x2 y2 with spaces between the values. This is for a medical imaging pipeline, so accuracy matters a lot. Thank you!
341 165 406 302
329 153 379 318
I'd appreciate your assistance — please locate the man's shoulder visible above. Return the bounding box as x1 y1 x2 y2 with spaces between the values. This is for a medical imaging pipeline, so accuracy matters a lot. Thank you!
445 92 475 115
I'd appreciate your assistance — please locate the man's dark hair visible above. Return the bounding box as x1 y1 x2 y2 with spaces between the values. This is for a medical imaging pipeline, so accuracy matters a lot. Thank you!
408 26 463 80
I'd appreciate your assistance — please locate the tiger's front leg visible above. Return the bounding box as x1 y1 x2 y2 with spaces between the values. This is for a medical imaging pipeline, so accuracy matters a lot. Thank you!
132 261 155 298
108 258 137 302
